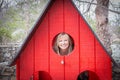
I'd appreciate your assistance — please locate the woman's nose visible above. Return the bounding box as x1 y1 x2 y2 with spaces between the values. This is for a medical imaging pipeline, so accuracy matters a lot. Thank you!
62 41 65 44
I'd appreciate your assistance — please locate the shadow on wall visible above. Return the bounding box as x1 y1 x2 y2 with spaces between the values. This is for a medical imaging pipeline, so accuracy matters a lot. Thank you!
33 71 52 80
77 70 99 80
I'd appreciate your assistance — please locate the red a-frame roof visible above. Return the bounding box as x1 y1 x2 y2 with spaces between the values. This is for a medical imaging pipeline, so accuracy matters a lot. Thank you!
9 0 118 67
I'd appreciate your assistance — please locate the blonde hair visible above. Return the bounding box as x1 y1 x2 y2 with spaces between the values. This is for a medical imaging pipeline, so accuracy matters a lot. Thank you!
53 33 73 55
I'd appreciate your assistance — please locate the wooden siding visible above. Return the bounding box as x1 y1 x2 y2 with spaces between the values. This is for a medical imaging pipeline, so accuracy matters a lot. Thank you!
16 0 112 80
19 37 34 80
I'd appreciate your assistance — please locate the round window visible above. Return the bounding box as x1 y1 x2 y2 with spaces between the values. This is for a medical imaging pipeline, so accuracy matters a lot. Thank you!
52 32 74 56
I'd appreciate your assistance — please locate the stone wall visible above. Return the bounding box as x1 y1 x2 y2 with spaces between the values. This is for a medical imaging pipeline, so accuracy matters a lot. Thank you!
111 41 120 80
0 43 21 80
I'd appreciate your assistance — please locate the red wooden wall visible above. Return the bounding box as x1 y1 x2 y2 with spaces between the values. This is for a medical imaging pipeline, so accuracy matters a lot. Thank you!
16 0 112 80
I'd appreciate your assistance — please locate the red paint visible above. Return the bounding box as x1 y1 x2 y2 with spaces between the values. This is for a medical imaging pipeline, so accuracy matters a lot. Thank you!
14 0 112 80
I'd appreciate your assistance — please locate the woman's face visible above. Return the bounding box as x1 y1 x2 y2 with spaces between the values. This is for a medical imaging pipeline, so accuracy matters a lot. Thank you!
57 35 69 50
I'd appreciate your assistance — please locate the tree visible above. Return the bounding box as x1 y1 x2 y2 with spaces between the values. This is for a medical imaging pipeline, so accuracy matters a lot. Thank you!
95 0 112 53
0 0 48 43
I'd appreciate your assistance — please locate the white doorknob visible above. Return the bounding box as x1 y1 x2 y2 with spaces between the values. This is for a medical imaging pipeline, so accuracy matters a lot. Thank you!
61 60 64 64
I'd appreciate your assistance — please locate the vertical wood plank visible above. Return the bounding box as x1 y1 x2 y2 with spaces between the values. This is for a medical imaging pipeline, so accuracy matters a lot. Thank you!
49 0 64 80
16 59 20 80
64 0 79 80
79 11 95 72
20 37 34 80
95 40 112 80
34 13 49 72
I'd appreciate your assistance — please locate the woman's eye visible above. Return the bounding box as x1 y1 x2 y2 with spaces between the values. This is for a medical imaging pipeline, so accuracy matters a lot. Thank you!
59 40 62 42
64 40 68 41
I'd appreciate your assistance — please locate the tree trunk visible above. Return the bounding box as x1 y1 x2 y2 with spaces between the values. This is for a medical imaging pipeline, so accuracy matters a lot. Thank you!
95 1 120 79
95 0 112 55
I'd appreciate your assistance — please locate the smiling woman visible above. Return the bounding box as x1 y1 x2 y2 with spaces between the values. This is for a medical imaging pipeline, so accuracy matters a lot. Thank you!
53 32 74 56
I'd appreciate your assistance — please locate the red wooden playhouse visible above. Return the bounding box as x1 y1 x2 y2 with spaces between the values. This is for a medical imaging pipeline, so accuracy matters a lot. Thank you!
10 0 112 80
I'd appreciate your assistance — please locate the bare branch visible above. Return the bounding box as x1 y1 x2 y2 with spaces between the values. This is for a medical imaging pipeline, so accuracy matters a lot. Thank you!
83 0 95 14
107 8 120 14
0 0 4 11
76 0 120 14
0 0 4 7
109 1 115 8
